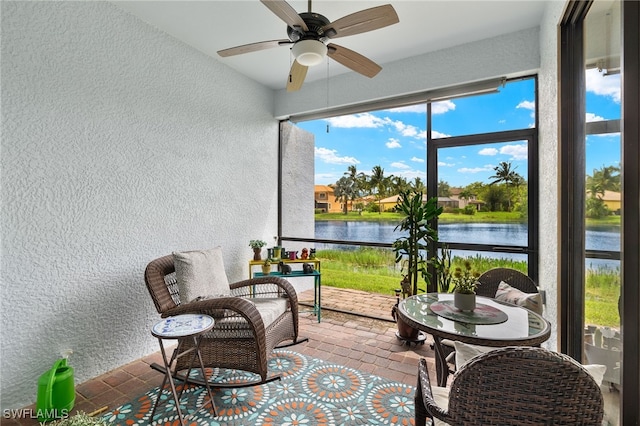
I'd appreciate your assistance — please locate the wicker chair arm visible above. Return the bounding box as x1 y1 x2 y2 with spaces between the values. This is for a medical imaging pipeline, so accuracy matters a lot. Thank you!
230 276 299 306
163 296 265 332
417 358 451 423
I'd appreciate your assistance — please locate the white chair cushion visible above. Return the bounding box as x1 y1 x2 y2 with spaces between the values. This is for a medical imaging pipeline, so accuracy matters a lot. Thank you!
495 281 543 315
453 341 494 371
173 247 230 303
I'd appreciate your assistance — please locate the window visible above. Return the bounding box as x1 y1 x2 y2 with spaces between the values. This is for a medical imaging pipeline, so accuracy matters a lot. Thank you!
281 77 538 293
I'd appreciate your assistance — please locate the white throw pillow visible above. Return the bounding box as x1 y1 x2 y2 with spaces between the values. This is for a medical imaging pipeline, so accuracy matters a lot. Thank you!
495 281 543 315
453 341 494 371
583 364 606 387
173 247 230 303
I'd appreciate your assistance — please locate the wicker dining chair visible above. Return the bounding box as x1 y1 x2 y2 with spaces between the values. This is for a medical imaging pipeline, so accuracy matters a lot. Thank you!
145 254 305 387
415 347 604 426
441 267 543 372
475 267 540 299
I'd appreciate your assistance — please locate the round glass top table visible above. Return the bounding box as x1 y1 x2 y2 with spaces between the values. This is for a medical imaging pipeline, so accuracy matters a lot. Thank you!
397 293 551 386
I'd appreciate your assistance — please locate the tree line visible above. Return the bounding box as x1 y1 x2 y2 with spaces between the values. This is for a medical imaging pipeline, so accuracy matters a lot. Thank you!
329 162 528 215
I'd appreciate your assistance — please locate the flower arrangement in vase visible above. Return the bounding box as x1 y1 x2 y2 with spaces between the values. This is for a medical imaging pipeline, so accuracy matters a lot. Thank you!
249 240 267 261
452 261 480 311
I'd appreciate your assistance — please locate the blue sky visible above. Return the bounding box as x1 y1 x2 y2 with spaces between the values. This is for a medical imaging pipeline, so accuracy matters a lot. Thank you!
298 71 621 189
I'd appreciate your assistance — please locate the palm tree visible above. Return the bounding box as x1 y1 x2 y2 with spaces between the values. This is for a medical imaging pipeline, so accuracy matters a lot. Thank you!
489 161 518 211
369 165 386 214
391 175 410 195
332 177 357 214
411 177 426 193
343 165 365 211
587 165 621 197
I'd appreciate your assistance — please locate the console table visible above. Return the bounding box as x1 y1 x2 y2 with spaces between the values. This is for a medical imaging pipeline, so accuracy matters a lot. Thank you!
249 259 322 322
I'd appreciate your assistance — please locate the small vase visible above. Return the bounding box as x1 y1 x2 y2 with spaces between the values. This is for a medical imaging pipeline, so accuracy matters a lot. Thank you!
261 265 271 275
253 248 262 261
454 292 476 312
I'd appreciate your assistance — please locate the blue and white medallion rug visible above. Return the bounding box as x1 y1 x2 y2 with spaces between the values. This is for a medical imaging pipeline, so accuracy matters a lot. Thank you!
102 350 416 425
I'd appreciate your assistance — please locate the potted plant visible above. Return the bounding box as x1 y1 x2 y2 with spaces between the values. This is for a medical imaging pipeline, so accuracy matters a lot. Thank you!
452 261 480 311
249 239 267 261
261 258 272 275
391 190 442 339
392 190 443 297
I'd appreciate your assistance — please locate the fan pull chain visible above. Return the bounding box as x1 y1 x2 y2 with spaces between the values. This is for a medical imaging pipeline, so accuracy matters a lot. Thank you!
326 57 330 133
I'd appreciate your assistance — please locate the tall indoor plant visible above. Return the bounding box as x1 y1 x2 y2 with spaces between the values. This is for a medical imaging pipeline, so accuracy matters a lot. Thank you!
392 190 443 296
391 190 442 341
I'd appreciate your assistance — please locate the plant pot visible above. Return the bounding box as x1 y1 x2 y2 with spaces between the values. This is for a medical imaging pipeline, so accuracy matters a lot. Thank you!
261 265 271 275
454 292 476 312
396 316 420 339
253 248 262 261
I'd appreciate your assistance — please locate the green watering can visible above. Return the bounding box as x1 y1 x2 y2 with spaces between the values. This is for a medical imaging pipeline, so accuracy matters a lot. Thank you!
36 358 75 422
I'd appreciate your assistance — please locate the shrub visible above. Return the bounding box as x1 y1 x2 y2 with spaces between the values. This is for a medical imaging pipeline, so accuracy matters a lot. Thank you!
463 205 476 215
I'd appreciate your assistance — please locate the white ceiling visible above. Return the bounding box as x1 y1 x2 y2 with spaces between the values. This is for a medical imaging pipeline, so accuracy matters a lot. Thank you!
113 1 549 91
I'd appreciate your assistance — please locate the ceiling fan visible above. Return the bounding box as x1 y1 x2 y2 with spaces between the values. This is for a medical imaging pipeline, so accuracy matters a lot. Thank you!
217 0 399 92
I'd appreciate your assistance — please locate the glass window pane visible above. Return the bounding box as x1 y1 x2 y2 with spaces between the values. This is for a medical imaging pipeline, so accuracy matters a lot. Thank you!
431 78 536 138
437 141 529 247
583 2 621 422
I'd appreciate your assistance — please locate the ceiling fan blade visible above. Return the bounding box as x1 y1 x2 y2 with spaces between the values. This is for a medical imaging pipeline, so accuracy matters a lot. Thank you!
327 43 382 78
261 0 308 32
286 60 308 92
323 5 398 39
217 39 291 57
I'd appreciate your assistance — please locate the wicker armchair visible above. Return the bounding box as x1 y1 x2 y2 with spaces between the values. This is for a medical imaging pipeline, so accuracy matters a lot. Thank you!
415 347 604 426
145 254 304 387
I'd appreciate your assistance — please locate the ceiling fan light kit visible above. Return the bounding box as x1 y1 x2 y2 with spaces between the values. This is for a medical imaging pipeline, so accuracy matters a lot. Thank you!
292 39 327 66
217 0 399 92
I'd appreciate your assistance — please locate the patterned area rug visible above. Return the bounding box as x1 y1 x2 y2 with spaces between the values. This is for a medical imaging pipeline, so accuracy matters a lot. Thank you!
102 350 417 425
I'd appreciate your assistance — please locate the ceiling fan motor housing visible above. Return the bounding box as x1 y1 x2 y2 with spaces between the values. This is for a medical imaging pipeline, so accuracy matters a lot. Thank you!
287 12 332 42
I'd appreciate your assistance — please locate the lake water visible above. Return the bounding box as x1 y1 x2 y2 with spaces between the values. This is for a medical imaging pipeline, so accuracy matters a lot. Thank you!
314 221 620 269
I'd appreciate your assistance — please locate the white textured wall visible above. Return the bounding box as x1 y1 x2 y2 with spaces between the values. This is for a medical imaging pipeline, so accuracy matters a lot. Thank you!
537 0 567 351
274 27 540 119
1 1 281 410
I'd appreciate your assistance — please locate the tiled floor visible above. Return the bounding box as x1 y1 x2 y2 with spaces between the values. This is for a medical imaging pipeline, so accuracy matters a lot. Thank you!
5 287 437 425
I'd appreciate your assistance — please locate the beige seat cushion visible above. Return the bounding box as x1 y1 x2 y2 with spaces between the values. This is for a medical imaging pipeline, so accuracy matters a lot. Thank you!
431 386 451 426
251 297 289 328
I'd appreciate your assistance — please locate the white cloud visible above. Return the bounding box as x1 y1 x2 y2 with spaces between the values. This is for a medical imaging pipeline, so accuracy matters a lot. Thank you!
586 112 605 122
479 147 498 156
458 165 495 173
391 162 410 169
393 169 426 181
432 130 451 139
411 156 425 163
386 138 402 148
325 113 386 128
516 100 535 110
432 101 456 114
314 147 360 165
389 120 420 138
500 144 528 160
438 162 455 167
586 67 621 103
